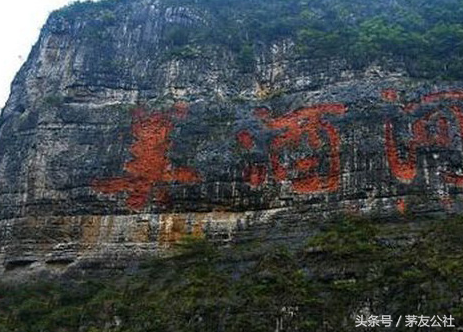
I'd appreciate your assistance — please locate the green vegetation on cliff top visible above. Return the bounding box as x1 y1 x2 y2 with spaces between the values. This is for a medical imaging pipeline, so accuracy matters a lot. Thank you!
58 0 463 77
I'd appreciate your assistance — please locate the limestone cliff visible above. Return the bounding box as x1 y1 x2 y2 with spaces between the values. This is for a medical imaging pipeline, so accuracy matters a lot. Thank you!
1 0 463 279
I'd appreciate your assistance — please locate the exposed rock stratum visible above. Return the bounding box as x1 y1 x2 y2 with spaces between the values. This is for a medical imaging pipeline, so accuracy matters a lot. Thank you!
1 0 463 280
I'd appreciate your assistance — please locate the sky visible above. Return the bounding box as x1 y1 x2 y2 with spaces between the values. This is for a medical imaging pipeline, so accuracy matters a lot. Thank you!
0 0 86 109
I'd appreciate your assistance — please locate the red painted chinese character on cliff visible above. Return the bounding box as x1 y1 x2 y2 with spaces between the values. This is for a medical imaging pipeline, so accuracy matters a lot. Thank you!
236 130 268 188
92 103 201 210
384 89 463 184
238 103 347 194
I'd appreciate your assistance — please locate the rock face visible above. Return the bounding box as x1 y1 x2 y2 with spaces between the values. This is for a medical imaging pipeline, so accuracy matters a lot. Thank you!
1 0 463 279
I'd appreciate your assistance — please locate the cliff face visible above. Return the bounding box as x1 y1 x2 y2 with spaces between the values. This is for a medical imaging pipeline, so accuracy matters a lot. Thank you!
1 0 463 279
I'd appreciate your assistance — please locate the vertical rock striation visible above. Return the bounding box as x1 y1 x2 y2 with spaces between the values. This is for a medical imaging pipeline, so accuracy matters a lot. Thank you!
1 0 463 279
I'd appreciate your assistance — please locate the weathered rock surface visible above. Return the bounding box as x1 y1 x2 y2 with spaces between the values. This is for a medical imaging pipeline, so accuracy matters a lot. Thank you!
1 0 463 279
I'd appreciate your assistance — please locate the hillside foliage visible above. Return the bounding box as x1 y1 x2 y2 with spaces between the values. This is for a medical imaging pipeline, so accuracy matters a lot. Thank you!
56 0 463 78
1 216 463 331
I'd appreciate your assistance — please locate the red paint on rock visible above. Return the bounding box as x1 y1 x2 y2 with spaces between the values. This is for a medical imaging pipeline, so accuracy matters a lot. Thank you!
295 157 319 172
382 89 398 102
243 165 267 188
93 105 201 210
400 90 463 113
259 103 347 194
386 109 452 183
385 91 463 184
270 154 288 182
421 91 463 104
385 120 417 182
236 130 255 150
397 198 406 214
